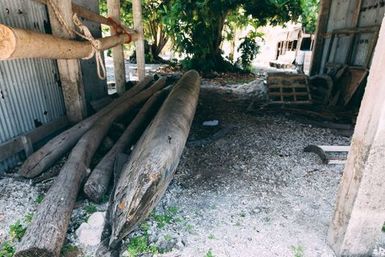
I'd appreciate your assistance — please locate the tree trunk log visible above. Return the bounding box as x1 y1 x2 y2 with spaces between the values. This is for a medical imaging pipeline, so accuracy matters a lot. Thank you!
108 70 200 247
83 88 170 203
14 78 167 257
0 24 137 60
19 76 153 178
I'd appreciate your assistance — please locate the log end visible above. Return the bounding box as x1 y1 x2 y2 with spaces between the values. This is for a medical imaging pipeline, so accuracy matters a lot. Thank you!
0 24 17 60
83 177 107 203
14 248 53 257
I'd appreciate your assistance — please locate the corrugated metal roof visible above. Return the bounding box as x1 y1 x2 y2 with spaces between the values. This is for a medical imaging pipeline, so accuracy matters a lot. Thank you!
0 0 66 172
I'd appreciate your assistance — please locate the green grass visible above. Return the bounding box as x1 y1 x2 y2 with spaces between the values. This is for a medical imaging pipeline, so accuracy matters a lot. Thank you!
291 245 305 257
61 244 78 256
24 212 33 224
84 203 97 214
208 234 215 240
127 235 158 257
35 194 44 204
0 241 15 257
151 206 179 228
205 249 215 257
9 220 26 241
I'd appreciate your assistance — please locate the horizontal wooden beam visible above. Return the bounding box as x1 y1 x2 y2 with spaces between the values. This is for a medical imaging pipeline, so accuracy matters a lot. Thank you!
33 0 136 34
0 24 137 60
0 117 70 162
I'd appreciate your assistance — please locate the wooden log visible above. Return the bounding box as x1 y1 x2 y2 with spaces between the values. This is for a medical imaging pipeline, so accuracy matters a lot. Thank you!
19 76 153 178
84 88 170 203
14 78 167 257
0 24 137 60
108 70 200 247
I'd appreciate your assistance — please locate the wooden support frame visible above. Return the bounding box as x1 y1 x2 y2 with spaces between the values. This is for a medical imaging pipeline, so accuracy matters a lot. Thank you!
133 0 146 80
46 0 87 123
328 16 385 256
108 0 126 95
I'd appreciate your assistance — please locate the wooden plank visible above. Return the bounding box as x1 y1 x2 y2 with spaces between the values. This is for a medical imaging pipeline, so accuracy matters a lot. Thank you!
108 0 126 95
0 117 69 162
132 0 145 80
328 16 385 256
46 0 87 123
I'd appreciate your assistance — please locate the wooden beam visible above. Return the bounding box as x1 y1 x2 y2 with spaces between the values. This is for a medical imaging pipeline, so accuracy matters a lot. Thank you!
0 117 69 162
46 0 87 123
132 0 145 80
108 0 126 95
0 24 135 60
328 16 385 256
309 0 332 76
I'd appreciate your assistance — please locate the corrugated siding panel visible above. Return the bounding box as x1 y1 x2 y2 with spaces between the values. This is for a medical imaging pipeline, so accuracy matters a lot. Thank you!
0 0 66 171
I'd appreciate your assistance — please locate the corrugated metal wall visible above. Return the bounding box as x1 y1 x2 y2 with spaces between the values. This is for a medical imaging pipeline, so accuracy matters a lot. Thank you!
0 0 66 171
318 0 385 72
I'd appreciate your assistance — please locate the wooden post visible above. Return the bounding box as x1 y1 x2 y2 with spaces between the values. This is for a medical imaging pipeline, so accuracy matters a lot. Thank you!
309 0 332 76
108 0 126 95
328 16 385 256
132 0 145 80
46 0 87 123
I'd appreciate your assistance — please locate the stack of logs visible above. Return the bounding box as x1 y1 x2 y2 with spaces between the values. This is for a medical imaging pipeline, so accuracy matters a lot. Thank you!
13 70 201 257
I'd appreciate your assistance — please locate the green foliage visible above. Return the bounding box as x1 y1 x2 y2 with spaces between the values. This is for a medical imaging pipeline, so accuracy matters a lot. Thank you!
205 249 215 257
382 222 385 232
151 206 179 228
24 212 33 224
0 241 15 257
291 245 305 257
61 244 78 256
236 31 263 71
35 194 44 204
165 0 303 72
300 0 320 33
9 220 26 241
84 203 97 215
127 235 158 257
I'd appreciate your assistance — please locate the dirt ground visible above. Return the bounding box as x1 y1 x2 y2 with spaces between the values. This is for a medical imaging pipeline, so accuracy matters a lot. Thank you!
1 77 385 257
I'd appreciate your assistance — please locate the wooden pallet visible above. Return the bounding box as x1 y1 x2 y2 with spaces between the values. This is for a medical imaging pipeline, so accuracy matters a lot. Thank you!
267 73 312 104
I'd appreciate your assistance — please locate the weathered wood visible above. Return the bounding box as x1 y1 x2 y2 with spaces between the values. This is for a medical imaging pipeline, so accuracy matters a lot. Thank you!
0 117 69 162
47 0 86 123
84 88 169 203
132 0 145 80
0 24 136 60
328 16 385 256
108 70 200 247
108 0 126 95
19 76 153 178
14 78 167 257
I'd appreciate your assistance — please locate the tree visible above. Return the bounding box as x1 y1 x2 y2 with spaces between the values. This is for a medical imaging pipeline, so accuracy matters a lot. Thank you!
100 0 171 62
165 0 303 73
300 0 320 34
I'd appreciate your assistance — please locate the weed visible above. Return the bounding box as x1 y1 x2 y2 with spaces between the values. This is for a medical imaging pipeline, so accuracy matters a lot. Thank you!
0 241 15 257
205 249 215 257
151 207 179 228
291 245 305 257
185 223 194 233
35 194 44 204
127 235 158 257
9 220 26 241
24 212 33 224
164 234 173 242
84 203 97 215
208 234 215 240
61 243 78 255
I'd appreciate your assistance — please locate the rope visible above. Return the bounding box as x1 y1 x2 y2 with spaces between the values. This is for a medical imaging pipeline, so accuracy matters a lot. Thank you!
46 0 106 80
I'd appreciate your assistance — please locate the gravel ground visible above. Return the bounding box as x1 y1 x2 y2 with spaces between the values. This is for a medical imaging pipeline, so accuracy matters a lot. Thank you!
2 77 385 257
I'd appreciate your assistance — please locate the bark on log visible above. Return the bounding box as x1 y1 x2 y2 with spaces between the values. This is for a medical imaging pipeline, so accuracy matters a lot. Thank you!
84 89 170 203
108 70 200 247
0 24 137 60
14 78 167 257
19 76 153 178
